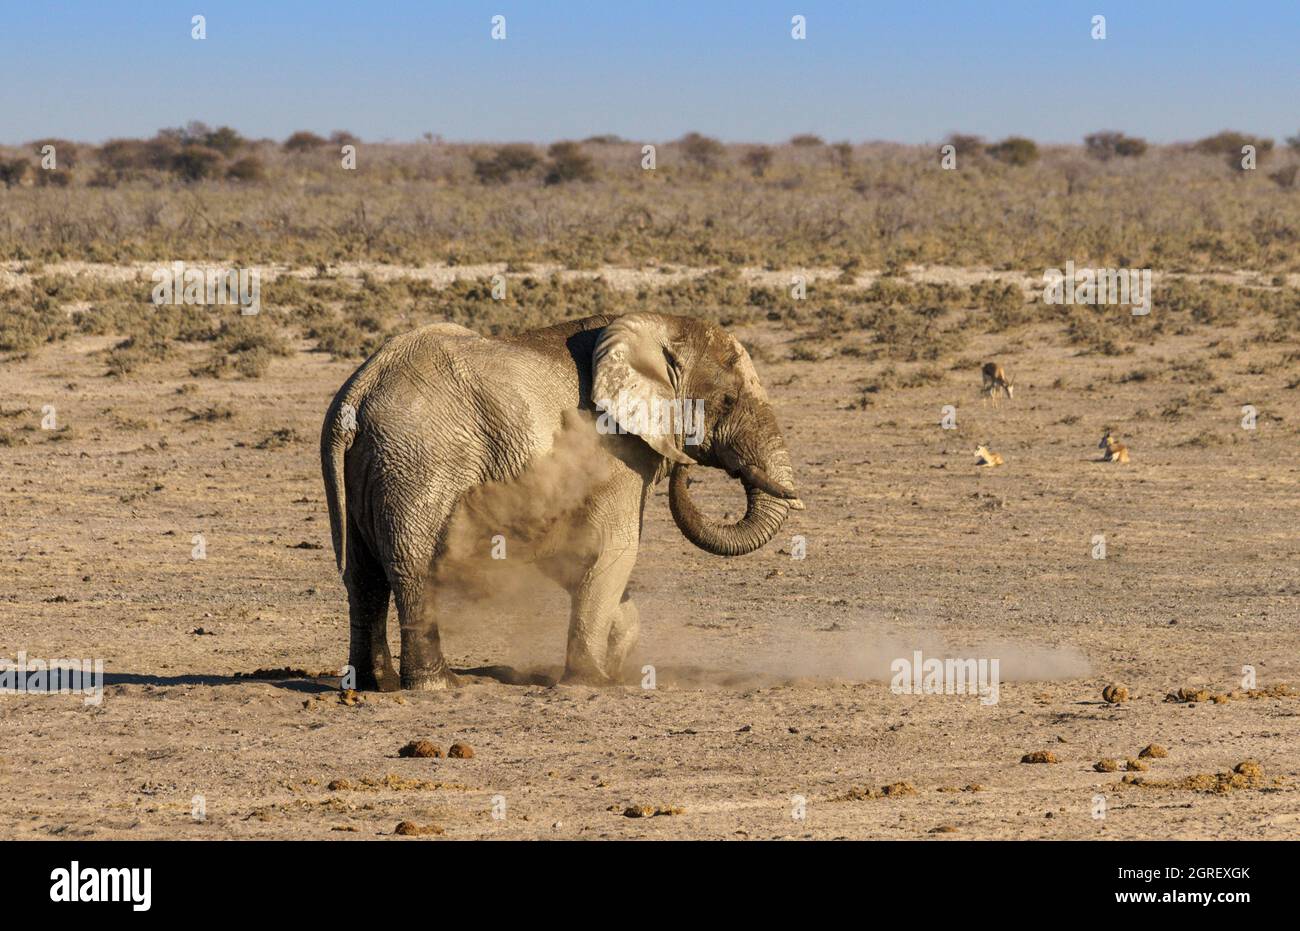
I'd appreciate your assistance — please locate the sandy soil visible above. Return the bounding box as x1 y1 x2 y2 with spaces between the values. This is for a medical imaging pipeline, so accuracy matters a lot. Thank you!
1 266 1297 839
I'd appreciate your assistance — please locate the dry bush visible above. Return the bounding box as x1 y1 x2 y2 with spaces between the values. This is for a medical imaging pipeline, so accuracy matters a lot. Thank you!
2 137 1300 273
226 155 267 182
1195 130 1274 158
30 138 80 167
544 141 595 185
201 126 246 157
986 137 1039 166
677 132 725 172
472 144 541 184
283 131 328 152
0 294 69 351
1084 131 1148 160
0 158 30 188
171 146 225 182
742 145 774 178
1269 164 1298 189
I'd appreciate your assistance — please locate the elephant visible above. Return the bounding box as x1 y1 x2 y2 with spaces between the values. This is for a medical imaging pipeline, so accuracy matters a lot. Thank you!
320 311 803 690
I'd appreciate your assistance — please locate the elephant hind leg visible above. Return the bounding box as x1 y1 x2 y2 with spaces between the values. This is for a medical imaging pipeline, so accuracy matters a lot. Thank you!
393 574 461 691
345 526 399 692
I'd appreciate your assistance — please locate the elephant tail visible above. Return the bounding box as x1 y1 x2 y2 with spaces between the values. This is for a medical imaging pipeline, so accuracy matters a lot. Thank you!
321 385 360 576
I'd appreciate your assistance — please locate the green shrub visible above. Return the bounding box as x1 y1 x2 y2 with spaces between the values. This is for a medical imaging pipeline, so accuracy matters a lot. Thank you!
0 296 69 350
171 146 225 182
986 137 1039 166
97 136 181 176
472 144 541 184
0 159 30 188
678 132 725 171
1084 131 1148 160
544 141 596 185
972 280 1030 329
1194 130 1274 158
945 134 985 158
201 126 245 156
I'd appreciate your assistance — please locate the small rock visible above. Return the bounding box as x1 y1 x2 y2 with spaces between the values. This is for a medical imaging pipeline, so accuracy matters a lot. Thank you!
448 742 474 759
1102 684 1129 704
1138 744 1168 759
1094 759 1120 773
1021 750 1058 764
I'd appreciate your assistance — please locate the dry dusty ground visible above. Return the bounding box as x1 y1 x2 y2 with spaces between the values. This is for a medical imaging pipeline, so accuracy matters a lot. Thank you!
1 265 1297 839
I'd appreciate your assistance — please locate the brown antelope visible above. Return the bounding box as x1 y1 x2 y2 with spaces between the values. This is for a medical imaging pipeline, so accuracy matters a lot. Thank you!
981 362 1014 403
1099 430 1130 463
975 444 1004 467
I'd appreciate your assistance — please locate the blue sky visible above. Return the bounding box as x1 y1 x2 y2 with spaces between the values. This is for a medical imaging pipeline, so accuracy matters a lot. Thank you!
1 1 1297 144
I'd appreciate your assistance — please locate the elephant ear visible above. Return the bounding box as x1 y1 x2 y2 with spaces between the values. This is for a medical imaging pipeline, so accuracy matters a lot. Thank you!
592 313 694 465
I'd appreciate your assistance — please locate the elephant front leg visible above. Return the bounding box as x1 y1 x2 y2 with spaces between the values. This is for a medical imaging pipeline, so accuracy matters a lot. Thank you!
561 551 637 685
604 595 641 684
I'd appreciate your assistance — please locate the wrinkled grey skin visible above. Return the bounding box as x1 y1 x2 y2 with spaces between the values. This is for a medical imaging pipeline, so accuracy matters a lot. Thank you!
321 312 802 689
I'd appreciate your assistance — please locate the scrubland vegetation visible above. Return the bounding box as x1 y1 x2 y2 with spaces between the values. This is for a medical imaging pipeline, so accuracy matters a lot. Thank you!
2 126 1298 388
2 126 1299 272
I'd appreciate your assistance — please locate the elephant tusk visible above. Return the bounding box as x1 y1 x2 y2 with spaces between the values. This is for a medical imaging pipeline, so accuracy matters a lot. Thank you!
718 447 800 504
736 461 800 502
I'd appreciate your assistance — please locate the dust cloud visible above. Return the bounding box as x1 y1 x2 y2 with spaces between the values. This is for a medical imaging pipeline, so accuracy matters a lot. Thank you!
641 629 1091 690
432 410 615 672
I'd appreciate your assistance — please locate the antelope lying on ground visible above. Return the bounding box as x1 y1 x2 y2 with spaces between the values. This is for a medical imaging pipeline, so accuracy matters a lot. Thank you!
1099 430 1130 463
981 362 1014 402
975 444 1004 467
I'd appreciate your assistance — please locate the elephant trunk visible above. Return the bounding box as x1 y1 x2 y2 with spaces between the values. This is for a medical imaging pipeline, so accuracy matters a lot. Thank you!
668 409 800 557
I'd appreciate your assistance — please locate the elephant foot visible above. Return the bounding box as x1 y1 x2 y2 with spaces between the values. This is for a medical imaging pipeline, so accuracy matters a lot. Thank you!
605 600 640 684
356 665 401 693
401 666 463 691
558 665 614 687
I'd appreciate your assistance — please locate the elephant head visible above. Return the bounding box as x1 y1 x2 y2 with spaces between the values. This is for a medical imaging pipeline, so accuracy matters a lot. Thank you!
592 312 803 557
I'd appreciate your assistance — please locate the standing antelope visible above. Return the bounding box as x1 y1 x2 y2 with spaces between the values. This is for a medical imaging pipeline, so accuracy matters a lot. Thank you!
981 362 1014 402
1099 430 1130 463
